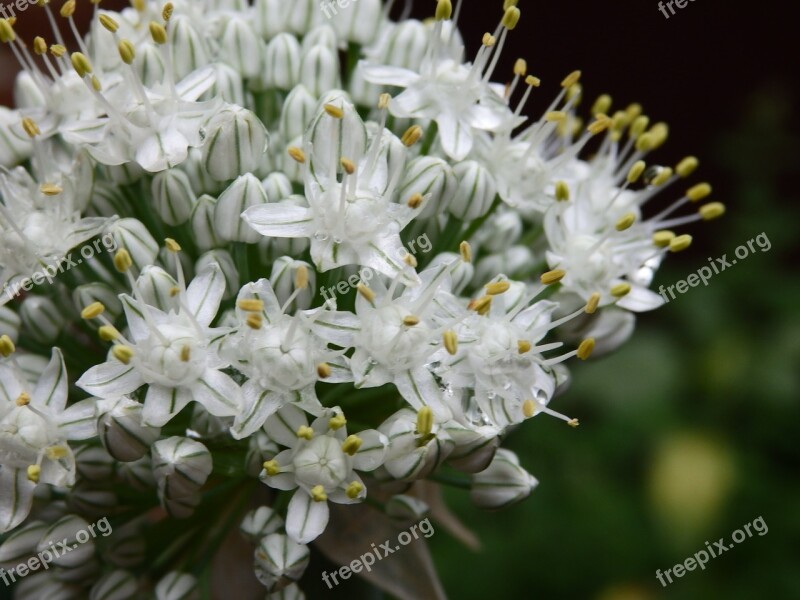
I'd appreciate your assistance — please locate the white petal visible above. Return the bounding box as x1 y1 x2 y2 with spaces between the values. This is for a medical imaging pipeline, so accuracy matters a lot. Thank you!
616 285 666 312
437 111 473 161
186 263 225 327
59 399 97 440
351 429 388 472
394 367 446 414
32 348 68 412
358 62 420 87
191 370 242 417
232 383 285 440
307 310 360 347
136 128 190 173
242 203 314 238
286 490 329 544
264 404 308 448
77 360 144 399
142 384 193 427
0 467 35 533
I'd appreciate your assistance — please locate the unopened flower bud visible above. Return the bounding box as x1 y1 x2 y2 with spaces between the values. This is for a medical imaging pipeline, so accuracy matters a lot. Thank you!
450 161 497 220
167 16 211 80
219 17 263 78
254 533 310 592
106 218 159 275
215 173 268 243
97 397 162 462
299 45 340 97
152 169 197 226
264 33 301 90
202 107 269 182
470 449 538 510
279 84 316 142
399 157 458 219
155 572 198 600
191 195 223 251
152 437 213 500
89 569 138 600
240 506 285 544
0 305 21 344
36 515 95 569
21 296 65 344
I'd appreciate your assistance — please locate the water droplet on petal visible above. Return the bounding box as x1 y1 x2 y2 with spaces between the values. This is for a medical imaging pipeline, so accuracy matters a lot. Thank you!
313 231 329 241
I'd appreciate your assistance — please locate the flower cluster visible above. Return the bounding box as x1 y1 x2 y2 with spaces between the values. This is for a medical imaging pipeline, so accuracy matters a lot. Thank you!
0 0 723 596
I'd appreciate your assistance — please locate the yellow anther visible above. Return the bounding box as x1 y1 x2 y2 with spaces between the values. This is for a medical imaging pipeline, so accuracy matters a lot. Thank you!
341 434 362 455
33 37 47 55
503 0 518 8
469 295 492 315
345 481 364 499
0 18 16 43
0 335 15 357
16 392 30 406
525 75 541 87
70 52 93 77
629 115 649 138
555 180 570 201
357 283 375 303
262 459 280 476
687 182 712 202
113 249 133 272
540 269 566 285
149 22 168 45
568 418 580 428
407 192 424 209
164 238 181 253
323 103 344 119
522 399 537 418
610 283 631 298
287 146 306 163
501 6 520 29
566 83 582 104
60 0 76 18
699 202 725 221
459 241 472 263
246 313 263 329
112 345 134 365
180 345 191 362
22 117 40 138
98 325 120 341
517 340 531 354
50 44 66 58
545 111 566 122
651 167 673 186
676 156 699 178
378 93 391 109
513 58 527 76
329 414 347 430
625 103 643 121
91 76 102 92
649 122 669 148
27 465 41 483
585 292 601 314
481 32 496 47
485 281 510 295
81 302 106 320
615 212 636 231
435 0 452 20
162 2 174 21
591 94 612 116
237 298 264 312
577 338 595 360
40 183 63 196
403 315 420 327
635 133 655 152
587 114 612 135
132 0 146 11
443 330 458 355
340 157 356 175
404 254 418 267
45 445 68 460
669 234 693 253
401 125 423 147
561 70 581 88
416 406 434 437
627 160 646 184
296 426 314 440
169 286 180 297
295 265 309 290
310 485 328 502
118 39 135 64
317 362 332 379
653 230 675 248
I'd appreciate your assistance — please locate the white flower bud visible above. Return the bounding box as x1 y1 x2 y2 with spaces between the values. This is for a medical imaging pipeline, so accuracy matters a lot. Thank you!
74 445 115 482
0 521 48 568
152 169 197 226
73 283 124 321
329 0 382 45
271 583 305 600
191 195 223 252
12 572 77 598
262 172 293 201
117 456 156 492
240 506 285 544
279 135 306 183
197 251 239 300
385 495 430 522
105 522 146 569
246 431 279 477
21 296 65 344
215 173 269 243
284 0 322 35
156 572 199 600
134 43 166 87
136 266 180 312
254 0 287 39
99 161 145 186
254 533 310 592
377 21 428 70
107 218 159 274
444 426 500 474
163 494 201 520
181 148 226 197
220 17 263 79
399 156 458 219
89 182 128 218
301 25 337 54
0 107 31 166
202 106 269 182
89 570 138 600
0 304 21 343
299 46 340 98
68 482 118 518
97 397 162 463
264 33 301 90
152 437 213 500
470 448 538 510
36 515 96 569
348 61 382 107
270 257 315 311
168 16 212 81
427 252 474 294
479 211 523 253
13 71 45 110
205 63 247 107
279 85 316 142
450 160 497 221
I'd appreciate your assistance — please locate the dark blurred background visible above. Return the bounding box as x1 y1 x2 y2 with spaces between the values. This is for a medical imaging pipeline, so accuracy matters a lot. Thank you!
2 1 797 599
